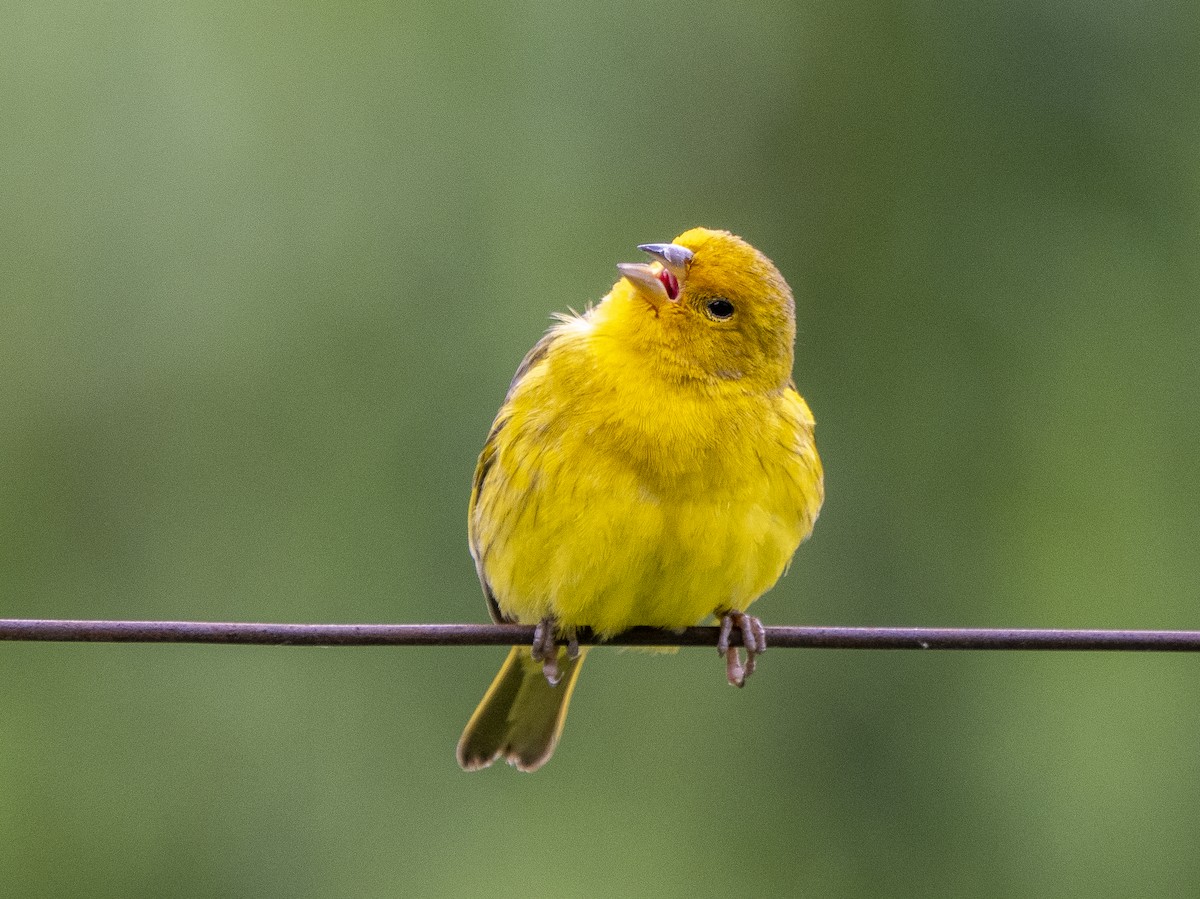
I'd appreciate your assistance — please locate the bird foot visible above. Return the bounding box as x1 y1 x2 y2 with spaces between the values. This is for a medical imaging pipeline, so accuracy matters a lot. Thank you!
717 610 767 688
531 617 567 685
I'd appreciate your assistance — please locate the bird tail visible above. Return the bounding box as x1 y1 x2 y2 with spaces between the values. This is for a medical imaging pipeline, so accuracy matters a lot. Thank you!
456 645 587 772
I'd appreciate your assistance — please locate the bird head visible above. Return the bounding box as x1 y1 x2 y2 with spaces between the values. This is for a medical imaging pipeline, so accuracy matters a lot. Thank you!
610 227 797 390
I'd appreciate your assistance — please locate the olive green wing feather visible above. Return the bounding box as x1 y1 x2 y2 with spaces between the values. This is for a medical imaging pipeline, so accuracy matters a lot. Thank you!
468 329 561 623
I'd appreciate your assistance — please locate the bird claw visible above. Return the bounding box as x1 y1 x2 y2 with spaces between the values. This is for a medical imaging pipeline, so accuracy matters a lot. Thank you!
531 617 562 685
717 611 767 688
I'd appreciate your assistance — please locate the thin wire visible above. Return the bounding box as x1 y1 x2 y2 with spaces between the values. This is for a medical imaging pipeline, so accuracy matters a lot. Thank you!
2 619 1200 651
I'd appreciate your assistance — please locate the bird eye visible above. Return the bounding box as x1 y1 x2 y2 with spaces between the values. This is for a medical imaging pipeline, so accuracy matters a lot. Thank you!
705 298 735 320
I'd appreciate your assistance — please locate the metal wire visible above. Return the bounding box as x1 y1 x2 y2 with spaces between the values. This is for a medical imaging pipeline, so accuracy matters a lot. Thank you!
2 619 1200 651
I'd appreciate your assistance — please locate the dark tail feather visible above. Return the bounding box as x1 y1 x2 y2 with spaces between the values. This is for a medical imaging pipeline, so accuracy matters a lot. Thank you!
457 645 587 772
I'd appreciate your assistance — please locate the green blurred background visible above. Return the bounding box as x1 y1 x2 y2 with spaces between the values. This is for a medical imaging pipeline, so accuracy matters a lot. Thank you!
3 0 1199 895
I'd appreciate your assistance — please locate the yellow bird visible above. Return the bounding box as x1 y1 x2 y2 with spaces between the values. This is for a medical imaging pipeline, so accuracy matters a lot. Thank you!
457 227 823 772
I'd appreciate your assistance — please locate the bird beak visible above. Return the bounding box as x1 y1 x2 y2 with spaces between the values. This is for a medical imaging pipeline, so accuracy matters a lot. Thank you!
617 242 694 305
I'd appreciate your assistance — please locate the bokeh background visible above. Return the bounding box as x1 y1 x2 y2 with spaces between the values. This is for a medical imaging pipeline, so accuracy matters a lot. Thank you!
3 1 1199 896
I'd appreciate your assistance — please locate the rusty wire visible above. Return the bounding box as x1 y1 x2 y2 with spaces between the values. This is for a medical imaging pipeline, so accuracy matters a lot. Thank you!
2 619 1200 651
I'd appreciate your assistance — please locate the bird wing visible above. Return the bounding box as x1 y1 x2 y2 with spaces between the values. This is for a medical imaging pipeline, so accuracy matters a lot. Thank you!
468 328 564 623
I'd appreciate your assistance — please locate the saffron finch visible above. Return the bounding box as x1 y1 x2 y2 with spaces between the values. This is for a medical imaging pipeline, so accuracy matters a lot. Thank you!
457 228 823 772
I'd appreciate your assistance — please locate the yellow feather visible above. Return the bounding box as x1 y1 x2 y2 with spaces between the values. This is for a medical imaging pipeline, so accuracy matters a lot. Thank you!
459 227 823 770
